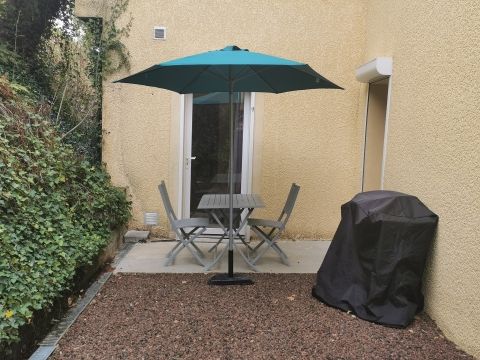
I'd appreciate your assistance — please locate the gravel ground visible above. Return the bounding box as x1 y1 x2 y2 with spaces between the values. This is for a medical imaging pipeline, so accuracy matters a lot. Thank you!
51 273 472 360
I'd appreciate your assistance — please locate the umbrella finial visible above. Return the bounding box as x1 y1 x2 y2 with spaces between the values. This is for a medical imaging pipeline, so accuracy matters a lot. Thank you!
221 45 248 52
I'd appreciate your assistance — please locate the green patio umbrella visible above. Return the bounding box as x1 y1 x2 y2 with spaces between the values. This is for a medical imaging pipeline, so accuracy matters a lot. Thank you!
116 45 342 285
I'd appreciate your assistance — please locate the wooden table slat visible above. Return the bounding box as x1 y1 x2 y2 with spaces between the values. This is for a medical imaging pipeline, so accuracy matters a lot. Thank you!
197 194 265 209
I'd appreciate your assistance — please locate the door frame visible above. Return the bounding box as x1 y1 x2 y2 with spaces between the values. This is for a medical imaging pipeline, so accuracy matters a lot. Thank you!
177 92 255 219
359 77 393 192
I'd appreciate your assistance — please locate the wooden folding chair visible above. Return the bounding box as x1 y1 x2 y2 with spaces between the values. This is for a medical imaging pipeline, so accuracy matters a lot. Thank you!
158 181 208 266
247 183 300 265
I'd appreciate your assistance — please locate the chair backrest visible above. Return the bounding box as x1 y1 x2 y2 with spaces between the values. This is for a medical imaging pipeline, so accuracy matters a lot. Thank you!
278 183 300 226
158 181 178 226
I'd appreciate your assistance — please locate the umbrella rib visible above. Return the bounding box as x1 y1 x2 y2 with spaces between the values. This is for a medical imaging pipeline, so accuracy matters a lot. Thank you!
247 65 277 93
233 65 252 81
288 65 343 89
233 66 271 83
114 64 160 83
178 65 211 93
204 68 229 82
180 66 232 93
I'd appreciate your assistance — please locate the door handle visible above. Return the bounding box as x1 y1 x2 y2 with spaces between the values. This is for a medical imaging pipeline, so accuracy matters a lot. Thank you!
185 156 197 167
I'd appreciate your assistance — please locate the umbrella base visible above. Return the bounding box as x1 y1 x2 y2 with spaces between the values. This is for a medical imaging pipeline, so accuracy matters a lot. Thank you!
208 273 254 286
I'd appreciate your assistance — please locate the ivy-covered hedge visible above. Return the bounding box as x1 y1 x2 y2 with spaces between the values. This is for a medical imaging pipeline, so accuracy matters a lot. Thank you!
0 76 131 345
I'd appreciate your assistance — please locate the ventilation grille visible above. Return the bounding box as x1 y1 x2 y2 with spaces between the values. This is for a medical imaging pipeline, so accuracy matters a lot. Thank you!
154 27 166 40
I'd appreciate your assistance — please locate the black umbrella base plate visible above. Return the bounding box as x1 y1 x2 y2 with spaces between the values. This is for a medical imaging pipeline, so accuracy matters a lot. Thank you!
208 273 254 286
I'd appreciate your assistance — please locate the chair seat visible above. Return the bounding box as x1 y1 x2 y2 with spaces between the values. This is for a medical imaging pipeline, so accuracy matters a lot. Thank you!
247 218 284 229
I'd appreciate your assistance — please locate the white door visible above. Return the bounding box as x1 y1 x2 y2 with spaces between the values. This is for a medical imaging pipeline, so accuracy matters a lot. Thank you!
362 78 390 191
182 92 254 227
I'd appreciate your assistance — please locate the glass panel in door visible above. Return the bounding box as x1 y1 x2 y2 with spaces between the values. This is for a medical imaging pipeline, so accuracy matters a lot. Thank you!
190 92 245 224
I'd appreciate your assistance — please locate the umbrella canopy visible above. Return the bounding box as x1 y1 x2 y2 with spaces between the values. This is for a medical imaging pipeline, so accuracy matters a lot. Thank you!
116 45 342 284
116 45 342 93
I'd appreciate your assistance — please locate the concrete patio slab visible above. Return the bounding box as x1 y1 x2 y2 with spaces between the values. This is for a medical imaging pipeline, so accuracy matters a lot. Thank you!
114 240 330 273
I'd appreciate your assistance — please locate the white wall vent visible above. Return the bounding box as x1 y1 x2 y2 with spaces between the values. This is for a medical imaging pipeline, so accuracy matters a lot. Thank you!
356 57 392 83
144 212 158 226
154 26 166 40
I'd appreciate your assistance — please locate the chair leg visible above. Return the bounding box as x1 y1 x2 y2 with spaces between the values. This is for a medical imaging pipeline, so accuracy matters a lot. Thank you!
250 226 289 265
166 241 182 258
249 227 270 264
184 228 208 266
185 227 206 258
208 234 226 253
235 232 255 253
165 243 184 266
190 241 205 258
232 241 259 272
251 226 275 253
165 228 207 266
272 242 290 265
252 239 266 253
233 208 255 253
203 241 229 271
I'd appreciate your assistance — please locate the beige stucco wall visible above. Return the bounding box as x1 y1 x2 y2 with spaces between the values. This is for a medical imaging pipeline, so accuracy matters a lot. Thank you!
76 0 367 239
363 0 480 357
74 0 480 357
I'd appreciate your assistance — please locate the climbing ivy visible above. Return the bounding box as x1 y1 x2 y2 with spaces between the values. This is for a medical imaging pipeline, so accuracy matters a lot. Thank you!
37 0 131 162
0 75 131 345
0 0 133 347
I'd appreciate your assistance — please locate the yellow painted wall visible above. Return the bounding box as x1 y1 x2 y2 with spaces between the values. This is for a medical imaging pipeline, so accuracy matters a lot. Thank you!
363 1 480 357
75 0 367 239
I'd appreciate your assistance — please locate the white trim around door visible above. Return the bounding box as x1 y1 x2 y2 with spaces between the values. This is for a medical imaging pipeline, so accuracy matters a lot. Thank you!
178 92 255 221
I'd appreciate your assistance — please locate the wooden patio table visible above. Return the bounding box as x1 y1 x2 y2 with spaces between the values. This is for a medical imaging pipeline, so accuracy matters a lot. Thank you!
198 194 265 271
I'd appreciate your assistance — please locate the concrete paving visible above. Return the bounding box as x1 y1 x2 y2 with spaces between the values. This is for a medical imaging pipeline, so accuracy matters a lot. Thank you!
114 239 331 274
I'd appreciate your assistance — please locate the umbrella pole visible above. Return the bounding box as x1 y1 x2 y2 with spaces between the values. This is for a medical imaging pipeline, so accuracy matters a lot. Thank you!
228 86 234 277
208 78 253 286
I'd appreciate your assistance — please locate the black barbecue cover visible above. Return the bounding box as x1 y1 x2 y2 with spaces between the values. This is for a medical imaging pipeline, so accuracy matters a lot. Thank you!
312 191 438 327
